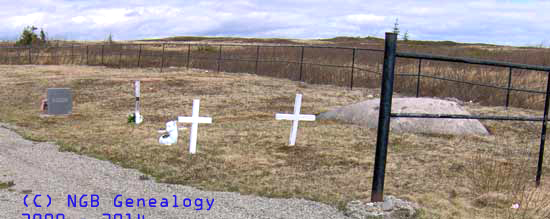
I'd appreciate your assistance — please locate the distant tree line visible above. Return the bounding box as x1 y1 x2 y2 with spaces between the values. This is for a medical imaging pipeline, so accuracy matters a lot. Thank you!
16 26 48 46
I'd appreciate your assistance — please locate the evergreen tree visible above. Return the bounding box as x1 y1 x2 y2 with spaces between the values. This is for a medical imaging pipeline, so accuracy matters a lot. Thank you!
392 19 400 37
39 28 47 44
106 33 114 44
403 30 409 41
16 26 40 46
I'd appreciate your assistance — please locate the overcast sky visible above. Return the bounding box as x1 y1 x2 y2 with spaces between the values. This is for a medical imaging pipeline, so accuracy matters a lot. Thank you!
0 0 548 46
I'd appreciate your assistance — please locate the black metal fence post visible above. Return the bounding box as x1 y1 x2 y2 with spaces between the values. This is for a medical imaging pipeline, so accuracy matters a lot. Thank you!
160 43 165 72
78 45 83 64
36 46 41 65
5 47 8 64
186 44 191 69
71 44 74 64
86 45 89 65
16 47 20 65
1 47 4 64
371 32 398 202
50 45 52 65
416 59 422 97
299 46 305 81
118 44 123 68
505 67 513 108
57 43 60 64
536 72 550 186
50 45 55 65
137 44 142 68
56 44 60 65
350 48 356 90
217 45 222 72
255 46 260 74
101 45 104 65
28 46 32 64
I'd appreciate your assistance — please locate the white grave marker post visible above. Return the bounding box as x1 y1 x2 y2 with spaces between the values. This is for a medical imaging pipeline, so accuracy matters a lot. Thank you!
134 80 143 124
178 99 212 154
275 94 316 146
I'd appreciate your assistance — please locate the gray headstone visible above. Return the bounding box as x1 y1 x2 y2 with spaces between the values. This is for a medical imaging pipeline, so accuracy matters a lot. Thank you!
47 88 72 115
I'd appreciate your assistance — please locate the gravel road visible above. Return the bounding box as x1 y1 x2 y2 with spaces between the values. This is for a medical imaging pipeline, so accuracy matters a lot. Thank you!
0 123 349 219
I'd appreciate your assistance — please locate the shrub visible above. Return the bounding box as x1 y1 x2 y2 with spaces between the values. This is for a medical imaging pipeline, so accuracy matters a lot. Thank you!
197 45 217 52
466 152 550 218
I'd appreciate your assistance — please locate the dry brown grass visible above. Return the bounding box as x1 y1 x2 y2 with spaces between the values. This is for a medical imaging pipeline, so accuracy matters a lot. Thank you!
0 65 549 218
0 180 15 190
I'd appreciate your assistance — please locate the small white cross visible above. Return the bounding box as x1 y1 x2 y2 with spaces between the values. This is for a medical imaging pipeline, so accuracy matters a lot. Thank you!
275 94 315 146
178 99 212 154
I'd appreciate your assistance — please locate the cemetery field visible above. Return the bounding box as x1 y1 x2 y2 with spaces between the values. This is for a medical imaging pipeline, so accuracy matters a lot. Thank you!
1 64 550 218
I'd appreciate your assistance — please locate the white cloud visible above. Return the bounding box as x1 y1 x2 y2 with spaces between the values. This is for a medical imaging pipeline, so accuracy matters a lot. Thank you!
71 16 87 24
0 0 549 45
9 12 47 28
344 14 385 25
86 9 135 27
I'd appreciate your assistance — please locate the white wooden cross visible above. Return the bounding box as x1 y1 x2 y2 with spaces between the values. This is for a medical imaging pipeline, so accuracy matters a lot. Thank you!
178 99 212 154
134 80 143 124
275 94 315 146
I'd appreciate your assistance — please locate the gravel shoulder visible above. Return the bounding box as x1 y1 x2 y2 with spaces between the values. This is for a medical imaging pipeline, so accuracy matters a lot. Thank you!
0 123 349 219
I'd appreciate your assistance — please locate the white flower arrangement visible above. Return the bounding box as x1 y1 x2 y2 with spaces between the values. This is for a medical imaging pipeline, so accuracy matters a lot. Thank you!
127 112 143 124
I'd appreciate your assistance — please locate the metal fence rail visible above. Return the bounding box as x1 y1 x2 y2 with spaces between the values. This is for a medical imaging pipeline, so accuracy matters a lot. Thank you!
392 113 548 121
0 43 385 90
1 42 546 107
371 32 550 202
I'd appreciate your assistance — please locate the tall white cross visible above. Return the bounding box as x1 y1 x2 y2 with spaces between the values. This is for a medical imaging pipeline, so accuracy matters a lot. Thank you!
178 99 212 154
275 94 315 146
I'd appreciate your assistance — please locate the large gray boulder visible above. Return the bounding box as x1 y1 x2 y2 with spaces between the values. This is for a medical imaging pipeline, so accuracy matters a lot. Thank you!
318 97 489 135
